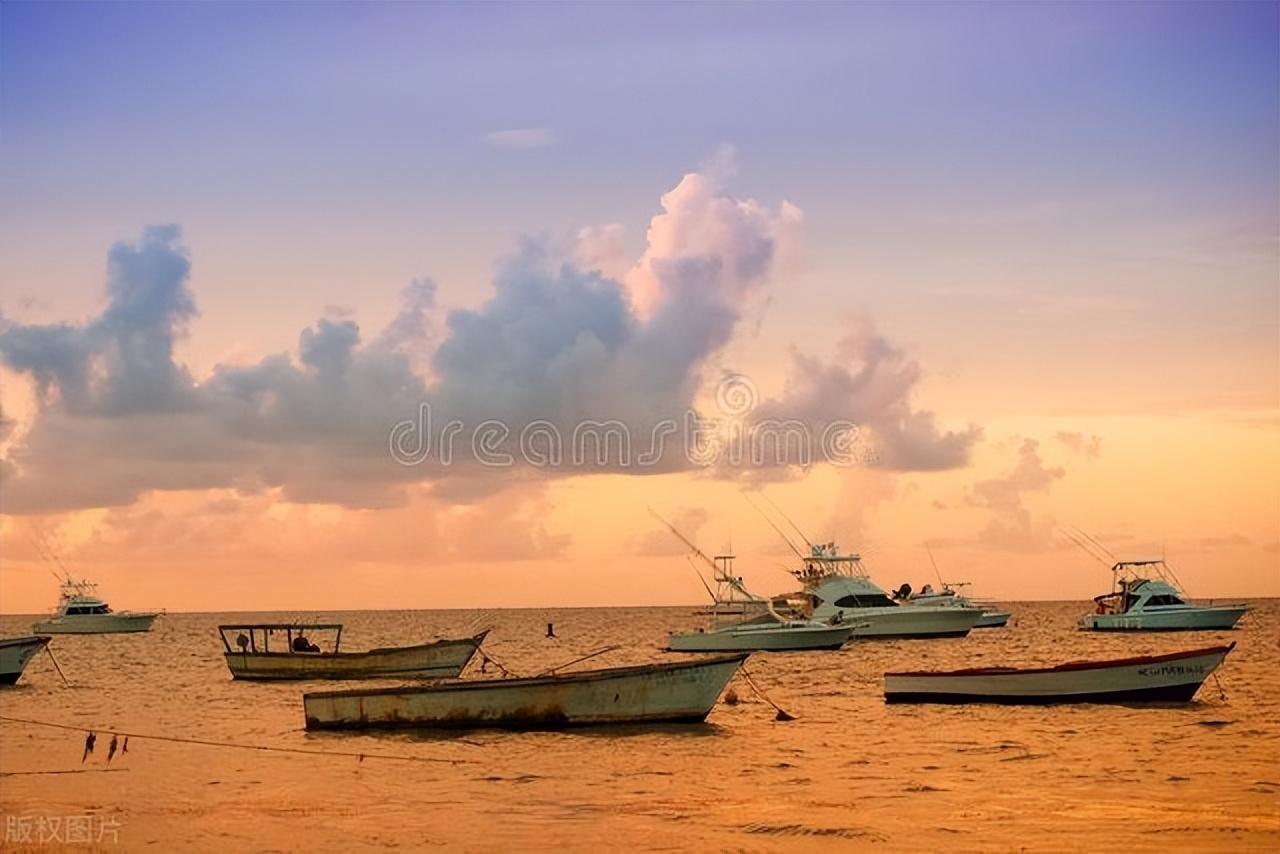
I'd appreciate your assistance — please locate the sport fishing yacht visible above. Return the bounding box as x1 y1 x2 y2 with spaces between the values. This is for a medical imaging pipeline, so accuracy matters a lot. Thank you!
32 578 161 634
780 544 983 638
1078 560 1248 632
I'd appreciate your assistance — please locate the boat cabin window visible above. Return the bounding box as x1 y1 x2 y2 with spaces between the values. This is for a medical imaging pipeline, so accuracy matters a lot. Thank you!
1143 594 1185 607
834 593 897 609
66 604 111 615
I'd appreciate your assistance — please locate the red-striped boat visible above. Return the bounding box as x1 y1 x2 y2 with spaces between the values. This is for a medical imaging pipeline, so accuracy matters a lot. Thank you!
884 643 1235 704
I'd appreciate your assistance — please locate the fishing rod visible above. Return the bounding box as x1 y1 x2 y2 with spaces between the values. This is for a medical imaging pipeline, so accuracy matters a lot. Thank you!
743 493 805 560
757 492 815 553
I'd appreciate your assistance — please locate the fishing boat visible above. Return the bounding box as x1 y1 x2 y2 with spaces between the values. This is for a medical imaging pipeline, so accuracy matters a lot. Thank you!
303 652 749 730
31 578 161 634
218 624 488 680
884 643 1235 704
651 510 854 652
0 636 52 685
667 552 856 651
779 544 984 638
900 582 1011 628
669 614 855 652
1078 560 1249 632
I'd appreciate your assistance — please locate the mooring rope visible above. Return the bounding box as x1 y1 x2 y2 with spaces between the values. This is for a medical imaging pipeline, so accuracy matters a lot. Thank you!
0 714 473 766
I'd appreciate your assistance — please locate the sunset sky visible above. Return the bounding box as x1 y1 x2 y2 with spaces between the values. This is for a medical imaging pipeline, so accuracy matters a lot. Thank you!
2 3 1276 614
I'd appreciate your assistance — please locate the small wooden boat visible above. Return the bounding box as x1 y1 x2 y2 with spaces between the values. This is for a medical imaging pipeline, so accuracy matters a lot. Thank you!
219 624 487 681
0 636 51 685
303 652 749 730
884 643 1235 704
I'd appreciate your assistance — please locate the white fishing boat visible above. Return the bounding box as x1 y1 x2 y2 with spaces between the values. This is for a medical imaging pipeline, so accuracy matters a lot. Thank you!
900 582 1011 628
651 510 854 652
219 624 487 680
667 553 856 651
31 578 161 634
303 652 749 730
1077 560 1249 632
780 544 984 638
884 643 1235 704
669 614 855 652
0 636 52 685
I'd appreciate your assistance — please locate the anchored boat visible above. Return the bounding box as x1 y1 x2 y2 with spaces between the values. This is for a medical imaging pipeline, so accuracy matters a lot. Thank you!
884 643 1235 704
303 653 749 730
667 553 856 651
32 578 160 634
779 544 984 638
0 636 52 685
219 624 487 680
900 582 1011 628
1078 560 1249 632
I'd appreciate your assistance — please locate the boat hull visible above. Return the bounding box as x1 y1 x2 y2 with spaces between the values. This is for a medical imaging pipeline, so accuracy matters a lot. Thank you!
1079 606 1248 632
668 623 853 651
974 611 1011 628
224 634 485 680
884 643 1234 704
835 606 983 639
303 653 748 730
0 636 51 685
31 613 159 634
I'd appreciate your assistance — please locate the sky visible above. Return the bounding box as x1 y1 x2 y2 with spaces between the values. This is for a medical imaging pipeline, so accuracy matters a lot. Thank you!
1 2 1276 614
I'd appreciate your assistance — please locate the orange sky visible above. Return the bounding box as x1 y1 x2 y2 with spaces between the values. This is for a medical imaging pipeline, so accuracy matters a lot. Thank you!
2 4 1277 614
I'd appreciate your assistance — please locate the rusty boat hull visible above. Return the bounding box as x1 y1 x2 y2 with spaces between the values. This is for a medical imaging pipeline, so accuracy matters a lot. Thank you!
303 652 749 730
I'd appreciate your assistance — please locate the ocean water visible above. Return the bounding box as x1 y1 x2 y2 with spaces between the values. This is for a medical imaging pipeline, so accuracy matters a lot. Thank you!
1 601 1277 854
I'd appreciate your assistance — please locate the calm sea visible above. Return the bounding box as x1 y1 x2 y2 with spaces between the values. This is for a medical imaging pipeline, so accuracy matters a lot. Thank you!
1 601 1277 854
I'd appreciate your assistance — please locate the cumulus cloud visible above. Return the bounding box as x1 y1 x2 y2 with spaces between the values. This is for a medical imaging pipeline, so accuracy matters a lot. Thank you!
1 160 979 515
1055 431 1102 458
966 439 1065 550
745 314 982 474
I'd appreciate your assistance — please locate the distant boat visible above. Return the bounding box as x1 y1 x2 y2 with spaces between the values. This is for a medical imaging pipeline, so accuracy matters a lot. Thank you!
303 653 749 730
669 614 855 652
884 643 1235 704
219 624 487 681
0 636 52 685
778 544 984 638
667 553 856 651
32 579 160 634
1077 560 1249 632
900 582 1011 629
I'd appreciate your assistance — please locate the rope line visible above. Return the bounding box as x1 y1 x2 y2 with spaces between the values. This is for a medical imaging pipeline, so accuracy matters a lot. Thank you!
0 715 473 765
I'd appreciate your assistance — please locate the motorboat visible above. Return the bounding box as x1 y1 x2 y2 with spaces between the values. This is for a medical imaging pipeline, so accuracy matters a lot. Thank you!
779 544 984 638
219 624 488 680
884 643 1235 704
669 613 855 652
31 578 161 634
303 652 749 730
899 582 1011 628
1078 560 1249 632
669 553 856 651
0 635 52 685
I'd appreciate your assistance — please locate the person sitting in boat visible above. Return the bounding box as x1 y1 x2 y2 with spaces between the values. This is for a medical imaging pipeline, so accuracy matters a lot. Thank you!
292 635 321 653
